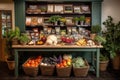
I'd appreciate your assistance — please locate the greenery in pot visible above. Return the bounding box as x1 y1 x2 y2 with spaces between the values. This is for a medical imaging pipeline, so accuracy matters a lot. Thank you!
73 16 85 25
60 17 66 23
48 15 62 24
73 16 85 22
59 17 66 26
79 15 85 21
5 27 20 61
103 16 120 59
40 6 47 12
99 52 109 71
73 17 79 22
91 24 101 34
100 53 109 61
19 33 30 45
94 35 106 45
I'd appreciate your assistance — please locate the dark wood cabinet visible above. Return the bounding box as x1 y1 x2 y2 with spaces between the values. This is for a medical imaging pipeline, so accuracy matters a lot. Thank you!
0 10 12 61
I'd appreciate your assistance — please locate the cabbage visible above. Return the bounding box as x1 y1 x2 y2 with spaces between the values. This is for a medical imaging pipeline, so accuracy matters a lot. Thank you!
72 57 85 68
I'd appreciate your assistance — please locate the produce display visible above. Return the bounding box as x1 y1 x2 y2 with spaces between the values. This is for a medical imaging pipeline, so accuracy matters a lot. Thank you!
56 54 72 68
22 54 90 77
40 55 62 66
24 56 42 67
76 38 87 46
61 36 74 44
25 26 102 46
39 54 72 68
46 35 57 45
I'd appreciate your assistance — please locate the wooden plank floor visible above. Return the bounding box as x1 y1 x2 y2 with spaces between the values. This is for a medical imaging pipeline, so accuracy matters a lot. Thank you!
0 62 120 80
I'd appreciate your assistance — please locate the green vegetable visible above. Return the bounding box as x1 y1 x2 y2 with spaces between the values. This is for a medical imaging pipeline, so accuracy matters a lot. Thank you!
94 35 106 44
72 57 85 68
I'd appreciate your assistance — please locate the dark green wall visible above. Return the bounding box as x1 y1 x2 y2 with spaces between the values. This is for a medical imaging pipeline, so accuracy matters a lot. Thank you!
92 2 102 25
15 0 25 32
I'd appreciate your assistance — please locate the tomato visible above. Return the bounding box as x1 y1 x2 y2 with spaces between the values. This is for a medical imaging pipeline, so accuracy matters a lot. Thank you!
26 63 30 67
56 64 60 67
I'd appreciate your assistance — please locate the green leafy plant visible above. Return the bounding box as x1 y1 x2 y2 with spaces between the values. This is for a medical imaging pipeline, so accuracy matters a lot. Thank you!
94 35 106 44
73 16 85 22
79 16 85 21
103 16 120 59
60 18 66 23
5 27 20 60
19 33 30 45
48 15 62 23
73 17 79 22
91 25 101 34
40 6 47 12
100 53 109 61
6 27 20 41
72 57 85 68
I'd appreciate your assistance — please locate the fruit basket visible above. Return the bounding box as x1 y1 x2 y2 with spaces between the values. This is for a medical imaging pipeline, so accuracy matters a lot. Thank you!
56 66 72 77
73 58 90 77
40 65 55 76
22 56 42 77
39 57 56 76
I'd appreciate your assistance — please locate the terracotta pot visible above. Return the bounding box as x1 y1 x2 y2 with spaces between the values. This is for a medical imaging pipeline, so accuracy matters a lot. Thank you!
100 60 109 71
90 33 96 40
112 55 120 70
12 39 18 45
6 60 15 70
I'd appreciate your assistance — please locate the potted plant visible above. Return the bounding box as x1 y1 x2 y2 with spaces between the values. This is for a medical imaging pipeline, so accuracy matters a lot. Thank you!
59 17 66 26
73 17 80 26
94 35 106 45
40 6 47 12
48 15 62 25
90 24 101 39
19 33 30 45
99 53 109 71
79 15 85 26
7 27 20 45
73 16 85 26
103 16 120 70
5 27 20 70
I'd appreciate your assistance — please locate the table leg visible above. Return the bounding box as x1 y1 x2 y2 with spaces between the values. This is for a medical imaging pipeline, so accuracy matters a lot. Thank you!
15 50 18 77
92 52 95 67
96 49 100 78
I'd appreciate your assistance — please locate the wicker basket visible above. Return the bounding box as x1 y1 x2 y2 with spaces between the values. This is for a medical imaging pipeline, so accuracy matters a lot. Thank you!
73 59 90 77
56 66 72 77
40 65 55 76
22 58 39 77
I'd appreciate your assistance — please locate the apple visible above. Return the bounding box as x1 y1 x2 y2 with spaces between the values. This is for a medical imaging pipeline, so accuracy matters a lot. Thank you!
41 36 47 42
61 36 66 42
65 37 72 43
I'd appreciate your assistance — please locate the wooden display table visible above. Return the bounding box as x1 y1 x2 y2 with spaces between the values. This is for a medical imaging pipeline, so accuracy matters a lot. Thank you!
12 45 103 78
